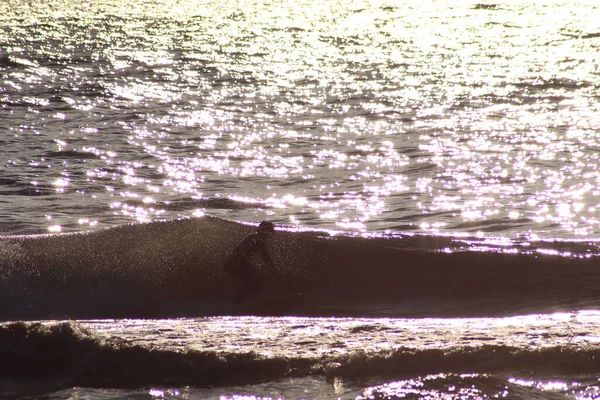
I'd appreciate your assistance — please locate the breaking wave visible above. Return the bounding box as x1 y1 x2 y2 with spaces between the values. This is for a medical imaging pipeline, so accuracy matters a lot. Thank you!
1 216 600 320
2 320 600 392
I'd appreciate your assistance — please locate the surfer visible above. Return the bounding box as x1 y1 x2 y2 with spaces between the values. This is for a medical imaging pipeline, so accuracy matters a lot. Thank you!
224 221 275 303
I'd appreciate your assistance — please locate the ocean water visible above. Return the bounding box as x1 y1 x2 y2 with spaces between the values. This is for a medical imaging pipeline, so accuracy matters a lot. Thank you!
2 0 600 398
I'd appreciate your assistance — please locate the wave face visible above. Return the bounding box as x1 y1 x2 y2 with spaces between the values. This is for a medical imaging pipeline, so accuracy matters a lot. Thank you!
1 216 600 320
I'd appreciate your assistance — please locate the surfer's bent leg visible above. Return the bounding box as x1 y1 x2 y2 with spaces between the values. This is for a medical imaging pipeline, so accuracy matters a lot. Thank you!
239 260 264 301
247 269 265 300
225 258 262 303
224 257 245 302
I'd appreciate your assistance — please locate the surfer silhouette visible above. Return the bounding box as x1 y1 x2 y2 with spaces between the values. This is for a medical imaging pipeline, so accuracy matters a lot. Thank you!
224 221 275 303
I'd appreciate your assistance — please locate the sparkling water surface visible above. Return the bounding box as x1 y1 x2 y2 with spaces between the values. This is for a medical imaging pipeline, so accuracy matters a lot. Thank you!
4 4 600 399
1 0 599 238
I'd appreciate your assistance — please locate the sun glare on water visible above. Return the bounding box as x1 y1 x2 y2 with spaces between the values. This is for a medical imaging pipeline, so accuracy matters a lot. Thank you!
2 0 599 239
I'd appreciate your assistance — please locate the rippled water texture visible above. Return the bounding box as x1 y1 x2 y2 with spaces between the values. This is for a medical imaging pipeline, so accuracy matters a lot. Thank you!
1 0 599 237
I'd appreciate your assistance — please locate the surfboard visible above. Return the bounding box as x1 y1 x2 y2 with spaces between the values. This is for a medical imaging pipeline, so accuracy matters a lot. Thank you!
241 293 304 316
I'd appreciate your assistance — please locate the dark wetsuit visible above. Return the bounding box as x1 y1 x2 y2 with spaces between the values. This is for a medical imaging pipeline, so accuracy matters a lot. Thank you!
224 232 272 302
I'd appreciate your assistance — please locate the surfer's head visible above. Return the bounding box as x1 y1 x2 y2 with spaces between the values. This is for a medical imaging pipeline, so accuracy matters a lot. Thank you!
257 220 275 238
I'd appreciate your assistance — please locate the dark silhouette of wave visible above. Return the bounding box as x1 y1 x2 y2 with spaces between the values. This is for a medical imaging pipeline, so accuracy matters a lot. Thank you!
1 216 600 320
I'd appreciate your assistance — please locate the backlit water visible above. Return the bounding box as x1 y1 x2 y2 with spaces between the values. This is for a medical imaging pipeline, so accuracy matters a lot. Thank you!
1 1 599 239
